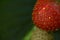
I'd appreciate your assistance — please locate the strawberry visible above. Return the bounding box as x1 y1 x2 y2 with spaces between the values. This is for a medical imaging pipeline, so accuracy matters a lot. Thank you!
31 27 54 40
32 1 60 31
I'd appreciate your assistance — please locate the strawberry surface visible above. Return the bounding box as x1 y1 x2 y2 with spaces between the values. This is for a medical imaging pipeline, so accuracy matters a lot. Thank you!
32 1 60 31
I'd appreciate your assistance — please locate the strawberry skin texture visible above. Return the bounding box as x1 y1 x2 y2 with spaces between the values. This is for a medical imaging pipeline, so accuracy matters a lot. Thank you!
32 1 60 31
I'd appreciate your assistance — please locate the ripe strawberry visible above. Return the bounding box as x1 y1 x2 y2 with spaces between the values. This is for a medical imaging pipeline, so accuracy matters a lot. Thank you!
32 1 60 31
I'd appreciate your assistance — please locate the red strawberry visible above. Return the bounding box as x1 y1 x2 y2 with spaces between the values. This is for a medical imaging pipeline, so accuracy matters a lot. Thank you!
33 0 56 12
32 1 60 31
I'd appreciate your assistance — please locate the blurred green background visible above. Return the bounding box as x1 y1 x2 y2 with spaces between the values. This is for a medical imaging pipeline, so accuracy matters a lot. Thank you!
1 0 60 40
1 0 36 40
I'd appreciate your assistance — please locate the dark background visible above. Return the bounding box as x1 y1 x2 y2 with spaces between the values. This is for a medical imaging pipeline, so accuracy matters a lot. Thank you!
0 0 60 40
1 0 36 40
